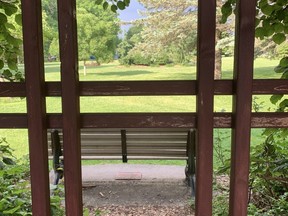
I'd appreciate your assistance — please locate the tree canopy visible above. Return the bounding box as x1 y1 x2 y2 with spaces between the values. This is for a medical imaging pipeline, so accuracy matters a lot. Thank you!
77 1 120 63
44 0 120 64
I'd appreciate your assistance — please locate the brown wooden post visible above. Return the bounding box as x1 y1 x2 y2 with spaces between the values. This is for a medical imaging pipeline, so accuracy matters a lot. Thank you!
195 0 216 215
229 0 257 215
57 0 83 215
21 0 51 214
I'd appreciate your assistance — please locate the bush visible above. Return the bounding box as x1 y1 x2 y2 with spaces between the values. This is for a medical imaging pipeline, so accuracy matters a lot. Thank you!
215 127 288 215
248 128 288 214
0 138 64 215
119 50 171 66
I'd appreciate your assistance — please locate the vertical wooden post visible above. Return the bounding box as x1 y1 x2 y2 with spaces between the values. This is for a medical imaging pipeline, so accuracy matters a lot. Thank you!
57 0 83 215
229 0 257 215
21 0 51 214
196 0 216 215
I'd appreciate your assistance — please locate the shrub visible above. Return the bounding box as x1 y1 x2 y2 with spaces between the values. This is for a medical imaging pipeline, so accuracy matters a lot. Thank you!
0 138 64 215
248 128 288 214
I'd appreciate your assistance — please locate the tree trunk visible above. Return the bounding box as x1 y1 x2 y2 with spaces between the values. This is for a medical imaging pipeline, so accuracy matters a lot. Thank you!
215 46 222 80
214 0 223 80
83 60 86 76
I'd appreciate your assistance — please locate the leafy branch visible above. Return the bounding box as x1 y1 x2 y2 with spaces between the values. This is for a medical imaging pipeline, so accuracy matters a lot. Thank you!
95 0 131 12
0 0 24 82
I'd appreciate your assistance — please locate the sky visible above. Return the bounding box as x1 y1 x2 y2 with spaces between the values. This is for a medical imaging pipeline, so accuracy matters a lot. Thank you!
118 0 144 22
118 0 145 34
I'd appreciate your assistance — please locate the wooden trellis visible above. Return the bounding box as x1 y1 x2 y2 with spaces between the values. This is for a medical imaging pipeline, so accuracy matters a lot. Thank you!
0 0 287 215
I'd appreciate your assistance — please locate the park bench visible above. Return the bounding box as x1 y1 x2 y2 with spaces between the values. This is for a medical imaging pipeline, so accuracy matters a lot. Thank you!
48 128 196 196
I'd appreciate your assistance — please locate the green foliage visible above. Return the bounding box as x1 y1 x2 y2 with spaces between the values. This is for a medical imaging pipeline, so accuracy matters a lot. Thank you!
276 42 288 58
77 1 120 63
0 138 15 170
95 0 130 12
0 139 64 215
213 192 229 216
248 128 288 215
119 0 198 66
121 49 171 66
0 0 23 82
117 25 143 62
41 0 121 63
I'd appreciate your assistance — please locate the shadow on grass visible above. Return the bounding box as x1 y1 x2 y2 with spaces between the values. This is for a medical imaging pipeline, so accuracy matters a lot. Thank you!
96 70 154 77
44 66 60 73
222 66 280 79
80 64 116 69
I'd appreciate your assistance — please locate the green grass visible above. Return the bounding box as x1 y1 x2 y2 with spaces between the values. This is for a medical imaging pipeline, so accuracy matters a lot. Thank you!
0 57 283 165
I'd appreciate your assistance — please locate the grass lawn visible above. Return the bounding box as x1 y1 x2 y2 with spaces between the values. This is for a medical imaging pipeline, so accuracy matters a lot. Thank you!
0 57 283 168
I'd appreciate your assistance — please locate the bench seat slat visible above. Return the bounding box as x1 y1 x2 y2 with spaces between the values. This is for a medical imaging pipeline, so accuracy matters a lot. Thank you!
48 128 193 161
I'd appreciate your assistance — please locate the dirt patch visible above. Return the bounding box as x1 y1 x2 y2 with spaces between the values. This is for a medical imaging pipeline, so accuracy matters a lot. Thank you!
82 180 194 215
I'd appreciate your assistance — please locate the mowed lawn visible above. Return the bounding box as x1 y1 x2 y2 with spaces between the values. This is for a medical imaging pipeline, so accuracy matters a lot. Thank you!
0 57 283 165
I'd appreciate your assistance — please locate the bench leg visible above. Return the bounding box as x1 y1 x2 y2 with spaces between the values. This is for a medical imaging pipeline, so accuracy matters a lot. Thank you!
51 130 64 185
186 129 196 198
185 160 196 198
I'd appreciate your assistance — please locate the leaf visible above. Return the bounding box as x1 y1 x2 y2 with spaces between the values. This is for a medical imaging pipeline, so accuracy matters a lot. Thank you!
4 4 18 16
259 0 268 8
279 99 288 109
117 1 126 10
95 0 103 5
0 60 4 70
0 161 4 170
265 27 274 37
270 94 283 104
261 4 274 16
273 23 284 33
111 4 118 12
14 14 22 26
103 2 109 10
274 65 284 73
2 69 13 78
255 18 260 27
0 12 8 24
3 157 16 165
83 208 89 216
221 2 232 23
272 33 286 45
284 25 288 34
7 59 17 70
255 27 265 39
279 57 288 67
262 20 270 28
3 205 21 214
124 0 130 6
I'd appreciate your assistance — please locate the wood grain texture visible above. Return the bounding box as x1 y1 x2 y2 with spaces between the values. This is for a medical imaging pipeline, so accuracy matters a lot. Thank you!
1 79 288 97
21 0 51 214
195 0 216 215
1 112 288 129
229 0 257 215
57 0 83 214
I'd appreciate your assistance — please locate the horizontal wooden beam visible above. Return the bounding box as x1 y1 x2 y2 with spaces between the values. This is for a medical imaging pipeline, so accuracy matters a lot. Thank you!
0 79 288 97
1 112 288 128
0 82 26 97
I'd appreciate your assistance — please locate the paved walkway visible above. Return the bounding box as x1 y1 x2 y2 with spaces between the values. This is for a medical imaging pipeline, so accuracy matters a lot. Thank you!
80 164 192 208
81 164 186 186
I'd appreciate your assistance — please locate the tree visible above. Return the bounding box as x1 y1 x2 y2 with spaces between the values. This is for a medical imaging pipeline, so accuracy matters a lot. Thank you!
42 0 58 59
77 3 120 62
0 0 23 82
117 24 142 60
134 0 198 64
77 1 120 74
41 0 121 73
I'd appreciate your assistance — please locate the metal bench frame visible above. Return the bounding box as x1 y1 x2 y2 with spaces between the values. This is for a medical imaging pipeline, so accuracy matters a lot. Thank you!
49 128 196 196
